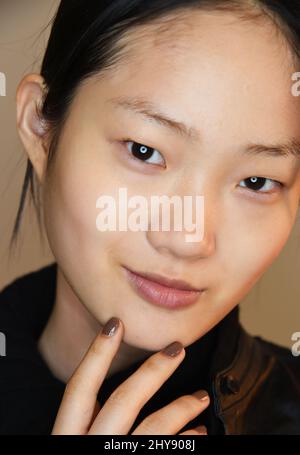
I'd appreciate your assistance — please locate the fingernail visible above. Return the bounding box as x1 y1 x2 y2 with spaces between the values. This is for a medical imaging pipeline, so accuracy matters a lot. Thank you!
161 341 183 357
196 425 207 435
193 390 209 401
101 317 120 337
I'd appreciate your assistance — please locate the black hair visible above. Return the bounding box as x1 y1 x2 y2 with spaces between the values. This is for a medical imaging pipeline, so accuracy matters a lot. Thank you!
10 0 300 252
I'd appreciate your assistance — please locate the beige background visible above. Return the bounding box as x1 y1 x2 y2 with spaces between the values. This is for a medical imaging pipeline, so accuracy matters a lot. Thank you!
1 0 300 349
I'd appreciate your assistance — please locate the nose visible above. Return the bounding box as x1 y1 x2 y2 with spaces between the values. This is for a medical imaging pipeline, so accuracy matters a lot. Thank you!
146 193 216 261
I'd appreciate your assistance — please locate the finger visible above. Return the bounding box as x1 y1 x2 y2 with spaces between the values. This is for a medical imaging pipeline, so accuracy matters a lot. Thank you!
88 341 185 435
52 317 124 435
179 425 208 436
88 401 101 431
132 391 210 435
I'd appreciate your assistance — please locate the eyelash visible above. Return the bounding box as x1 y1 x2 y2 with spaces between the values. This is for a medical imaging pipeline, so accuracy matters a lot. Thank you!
238 176 284 197
122 140 166 167
120 140 285 196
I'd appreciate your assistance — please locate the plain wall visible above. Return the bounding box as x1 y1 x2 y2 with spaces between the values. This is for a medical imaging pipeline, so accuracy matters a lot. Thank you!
1 0 300 349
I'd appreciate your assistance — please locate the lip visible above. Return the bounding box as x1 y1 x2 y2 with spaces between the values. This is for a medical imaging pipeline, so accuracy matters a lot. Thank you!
122 266 205 309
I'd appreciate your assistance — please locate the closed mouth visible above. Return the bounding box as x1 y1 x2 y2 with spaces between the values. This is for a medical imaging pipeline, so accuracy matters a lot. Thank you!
122 266 203 292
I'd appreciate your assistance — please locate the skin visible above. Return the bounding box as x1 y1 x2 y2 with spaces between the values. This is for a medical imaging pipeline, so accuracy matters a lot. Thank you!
16 9 300 434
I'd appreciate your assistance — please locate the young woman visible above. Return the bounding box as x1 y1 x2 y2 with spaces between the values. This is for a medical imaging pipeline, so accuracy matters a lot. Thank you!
1 0 300 435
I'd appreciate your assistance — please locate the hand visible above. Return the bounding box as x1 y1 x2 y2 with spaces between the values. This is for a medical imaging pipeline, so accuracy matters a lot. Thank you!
51 317 210 435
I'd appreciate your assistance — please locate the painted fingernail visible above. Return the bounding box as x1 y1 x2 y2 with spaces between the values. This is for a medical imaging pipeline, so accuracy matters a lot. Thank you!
161 341 183 357
196 425 207 435
101 317 120 337
193 390 209 401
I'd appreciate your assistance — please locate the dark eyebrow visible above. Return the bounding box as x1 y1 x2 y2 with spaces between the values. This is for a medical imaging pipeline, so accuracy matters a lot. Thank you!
107 95 300 159
244 140 300 159
106 95 201 142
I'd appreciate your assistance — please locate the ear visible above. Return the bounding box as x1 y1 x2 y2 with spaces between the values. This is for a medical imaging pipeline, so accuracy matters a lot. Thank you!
16 73 49 184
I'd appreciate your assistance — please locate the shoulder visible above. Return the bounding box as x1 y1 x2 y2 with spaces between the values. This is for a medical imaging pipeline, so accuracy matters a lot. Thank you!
0 263 57 336
0 263 64 434
254 334 300 378
245 332 300 434
0 262 57 364
0 262 57 376
216 324 300 434
0 262 57 305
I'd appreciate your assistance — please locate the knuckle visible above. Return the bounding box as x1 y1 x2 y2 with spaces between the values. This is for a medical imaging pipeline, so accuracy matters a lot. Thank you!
64 378 78 396
139 412 164 433
90 335 104 356
106 386 128 406
178 395 199 414
64 371 90 397
143 354 162 372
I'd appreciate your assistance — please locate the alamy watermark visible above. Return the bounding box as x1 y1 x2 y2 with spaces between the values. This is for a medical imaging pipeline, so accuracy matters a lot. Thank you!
291 72 300 97
0 332 6 357
0 72 6 97
291 332 300 357
96 187 205 242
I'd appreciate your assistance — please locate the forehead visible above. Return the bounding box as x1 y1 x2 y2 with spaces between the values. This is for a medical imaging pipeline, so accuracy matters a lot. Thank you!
93 9 300 141
115 9 295 78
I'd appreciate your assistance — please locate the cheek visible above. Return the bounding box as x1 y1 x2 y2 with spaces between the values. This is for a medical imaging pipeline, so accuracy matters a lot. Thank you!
43 114 154 287
220 210 294 302
43 146 124 273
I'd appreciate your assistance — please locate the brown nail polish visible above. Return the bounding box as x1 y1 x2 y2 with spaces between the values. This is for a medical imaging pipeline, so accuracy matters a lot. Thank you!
193 390 209 401
101 317 120 337
196 425 207 435
161 341 183 357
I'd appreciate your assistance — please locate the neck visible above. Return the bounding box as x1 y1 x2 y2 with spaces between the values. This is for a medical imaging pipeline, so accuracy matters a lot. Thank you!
37 266 150 384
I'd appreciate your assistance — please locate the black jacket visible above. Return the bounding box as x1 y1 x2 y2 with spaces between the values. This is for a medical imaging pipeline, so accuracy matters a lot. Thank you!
0 263 299 435
211 317 300 434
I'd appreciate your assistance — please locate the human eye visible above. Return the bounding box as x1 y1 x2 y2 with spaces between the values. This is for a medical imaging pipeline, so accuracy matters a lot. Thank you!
238 176 284 195
122 140 166 167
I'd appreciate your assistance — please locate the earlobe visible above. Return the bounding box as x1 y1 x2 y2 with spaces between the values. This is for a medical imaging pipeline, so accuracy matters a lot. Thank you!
16 73 49 184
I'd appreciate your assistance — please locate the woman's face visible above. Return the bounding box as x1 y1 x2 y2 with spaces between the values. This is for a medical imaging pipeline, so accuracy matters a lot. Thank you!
42 10 300 351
